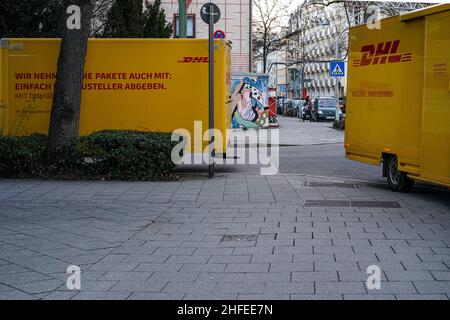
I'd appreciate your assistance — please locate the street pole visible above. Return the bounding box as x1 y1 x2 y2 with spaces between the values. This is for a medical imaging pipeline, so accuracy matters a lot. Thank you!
208 5 215 178
334 39 340 127
275 63 278 97
301 63 305 99
179 0 187 38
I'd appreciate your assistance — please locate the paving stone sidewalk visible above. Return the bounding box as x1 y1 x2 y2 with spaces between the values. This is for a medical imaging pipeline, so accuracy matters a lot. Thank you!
0 174 449 300
231 116 344 146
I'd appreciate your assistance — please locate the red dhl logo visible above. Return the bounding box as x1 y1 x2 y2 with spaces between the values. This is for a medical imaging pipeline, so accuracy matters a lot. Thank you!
353 40 412 67
177 56 209 63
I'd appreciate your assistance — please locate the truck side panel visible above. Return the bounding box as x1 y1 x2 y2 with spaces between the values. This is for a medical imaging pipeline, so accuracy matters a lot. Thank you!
345 17 425 174
420 11 450 186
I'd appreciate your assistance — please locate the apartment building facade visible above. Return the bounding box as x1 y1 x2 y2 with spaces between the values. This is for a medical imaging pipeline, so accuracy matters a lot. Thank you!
160 0 252 72
284 0 429 99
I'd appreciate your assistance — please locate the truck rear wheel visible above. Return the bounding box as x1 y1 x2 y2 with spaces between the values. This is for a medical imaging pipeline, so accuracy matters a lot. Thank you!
386 155 414 192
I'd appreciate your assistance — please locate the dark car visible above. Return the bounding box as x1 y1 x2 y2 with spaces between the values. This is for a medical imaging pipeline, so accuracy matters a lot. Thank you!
311 97 338 122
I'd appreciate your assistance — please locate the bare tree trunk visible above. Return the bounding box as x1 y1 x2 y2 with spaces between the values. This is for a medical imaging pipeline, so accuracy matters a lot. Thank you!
46 0 94 161
263 36 267 73
263 54 267 73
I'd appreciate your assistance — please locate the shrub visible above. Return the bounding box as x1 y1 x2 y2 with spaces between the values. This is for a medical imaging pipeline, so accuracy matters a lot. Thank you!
77 130 178 180
0 131 178 180
0 133 47 178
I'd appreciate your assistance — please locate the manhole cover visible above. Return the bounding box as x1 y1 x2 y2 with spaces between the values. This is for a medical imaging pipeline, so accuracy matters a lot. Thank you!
302 181 360 189
350 201 401 208
222 235 258 241
304 200 350 207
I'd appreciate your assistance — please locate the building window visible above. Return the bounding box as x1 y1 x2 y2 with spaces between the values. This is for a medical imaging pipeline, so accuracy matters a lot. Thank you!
174 14 195 38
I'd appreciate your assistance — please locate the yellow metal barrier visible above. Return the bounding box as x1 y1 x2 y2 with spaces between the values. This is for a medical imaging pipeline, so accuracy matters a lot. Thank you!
0 38 231 154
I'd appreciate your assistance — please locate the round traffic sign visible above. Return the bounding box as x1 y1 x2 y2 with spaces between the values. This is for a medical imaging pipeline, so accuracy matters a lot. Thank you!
200 3 221 24
214 30 225 39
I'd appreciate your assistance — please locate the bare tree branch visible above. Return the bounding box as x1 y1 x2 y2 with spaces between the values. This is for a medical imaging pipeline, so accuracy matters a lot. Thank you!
253 0 292 73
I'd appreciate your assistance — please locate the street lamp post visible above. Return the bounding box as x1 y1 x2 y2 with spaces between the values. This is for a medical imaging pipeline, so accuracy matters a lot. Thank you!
334 39 340 125
300 63 305 99
333 28 349 127
275 62 278 96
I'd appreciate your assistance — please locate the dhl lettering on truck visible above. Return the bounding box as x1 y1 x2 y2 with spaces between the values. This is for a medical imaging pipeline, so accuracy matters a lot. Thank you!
177 56 209 63
353 40 412 67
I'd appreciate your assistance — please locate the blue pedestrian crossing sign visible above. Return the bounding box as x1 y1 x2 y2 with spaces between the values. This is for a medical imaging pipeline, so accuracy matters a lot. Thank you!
330 61 345 77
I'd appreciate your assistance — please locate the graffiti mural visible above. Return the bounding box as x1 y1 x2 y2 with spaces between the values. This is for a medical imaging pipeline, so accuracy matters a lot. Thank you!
230 74 269 129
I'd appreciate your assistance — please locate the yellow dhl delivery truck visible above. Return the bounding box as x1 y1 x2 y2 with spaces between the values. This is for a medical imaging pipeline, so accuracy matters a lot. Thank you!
345 4 450 192
0 38 231 154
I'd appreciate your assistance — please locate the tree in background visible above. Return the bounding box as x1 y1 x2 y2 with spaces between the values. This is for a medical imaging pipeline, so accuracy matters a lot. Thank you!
0 0 114 38
253 0 292 73
0 0 173 39
101 0 172 38
0 0 41 37
102 0 144 38
0 0 66 38
39 0 68 37
143 0 172 38
90 0 114 37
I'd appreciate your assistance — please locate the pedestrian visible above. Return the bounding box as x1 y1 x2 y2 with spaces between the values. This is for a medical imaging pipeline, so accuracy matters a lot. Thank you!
304 96 313 120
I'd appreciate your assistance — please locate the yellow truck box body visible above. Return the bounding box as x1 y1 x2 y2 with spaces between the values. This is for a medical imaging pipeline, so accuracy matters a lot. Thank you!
0 38 231 153
345 4 450 188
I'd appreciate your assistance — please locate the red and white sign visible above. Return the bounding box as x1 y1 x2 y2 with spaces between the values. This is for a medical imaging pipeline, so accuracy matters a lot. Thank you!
214 30 226 39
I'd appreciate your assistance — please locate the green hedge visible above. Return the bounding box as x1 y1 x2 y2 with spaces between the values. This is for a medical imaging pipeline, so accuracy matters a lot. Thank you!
0 134 47 178
0 131 178 180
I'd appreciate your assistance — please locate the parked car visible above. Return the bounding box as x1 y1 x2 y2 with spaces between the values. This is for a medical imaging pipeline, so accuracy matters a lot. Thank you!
311 97 338 122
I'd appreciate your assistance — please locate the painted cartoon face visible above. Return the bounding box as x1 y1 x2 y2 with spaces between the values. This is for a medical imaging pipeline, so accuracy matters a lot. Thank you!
251 87 261 101
231 76 269 129
241 84 252 103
